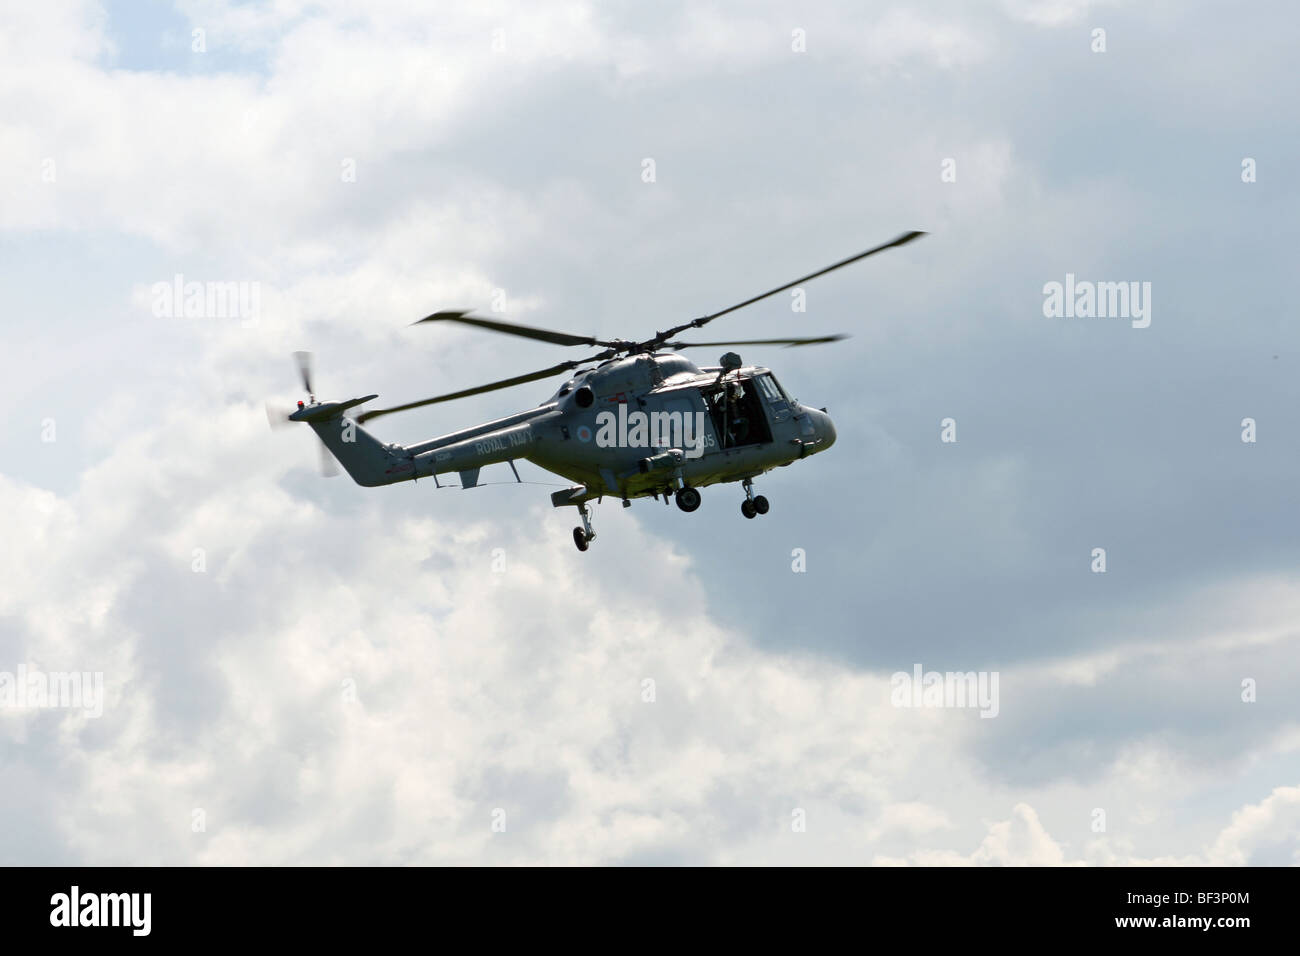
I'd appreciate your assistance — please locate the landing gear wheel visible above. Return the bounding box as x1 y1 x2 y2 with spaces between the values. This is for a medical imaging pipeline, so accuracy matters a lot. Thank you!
572 501 596 550
741 499 757 519
676 487 701 513
753 495 769 515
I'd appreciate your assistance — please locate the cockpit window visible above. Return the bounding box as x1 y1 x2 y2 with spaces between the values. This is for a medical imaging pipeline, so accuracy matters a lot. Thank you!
756 373 787 404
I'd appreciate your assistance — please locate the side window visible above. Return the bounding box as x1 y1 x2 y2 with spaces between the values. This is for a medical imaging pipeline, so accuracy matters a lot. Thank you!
756 374 785 404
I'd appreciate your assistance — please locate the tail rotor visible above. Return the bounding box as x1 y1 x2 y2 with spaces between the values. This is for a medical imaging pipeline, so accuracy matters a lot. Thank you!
266 350 340 477
293 350 316 400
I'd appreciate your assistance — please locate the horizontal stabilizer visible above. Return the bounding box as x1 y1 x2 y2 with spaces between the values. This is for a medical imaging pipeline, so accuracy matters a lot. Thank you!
289 395 379 423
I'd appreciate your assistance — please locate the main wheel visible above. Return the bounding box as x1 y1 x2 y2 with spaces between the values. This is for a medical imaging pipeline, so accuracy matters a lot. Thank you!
675 487 701 512
572 527 590 551
741 499 757 519
753 495 769 515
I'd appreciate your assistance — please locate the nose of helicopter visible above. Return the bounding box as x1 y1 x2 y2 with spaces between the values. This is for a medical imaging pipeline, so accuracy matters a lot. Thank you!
803 406 836 451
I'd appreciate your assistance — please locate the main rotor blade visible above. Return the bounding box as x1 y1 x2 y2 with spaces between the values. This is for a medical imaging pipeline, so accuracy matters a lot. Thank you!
414 310 619 349
356 360 586 424
670 335 848 349
292 351 315 394
685 230 927 331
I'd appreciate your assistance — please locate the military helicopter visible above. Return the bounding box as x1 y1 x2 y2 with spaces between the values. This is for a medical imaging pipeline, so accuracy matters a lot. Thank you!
269 230 925 551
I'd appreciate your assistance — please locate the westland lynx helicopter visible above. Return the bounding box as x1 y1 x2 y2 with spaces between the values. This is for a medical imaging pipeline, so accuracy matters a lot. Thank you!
269 231 925 551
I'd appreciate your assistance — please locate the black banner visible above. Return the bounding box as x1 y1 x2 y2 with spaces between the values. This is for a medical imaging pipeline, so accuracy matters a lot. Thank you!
3 865 1283 943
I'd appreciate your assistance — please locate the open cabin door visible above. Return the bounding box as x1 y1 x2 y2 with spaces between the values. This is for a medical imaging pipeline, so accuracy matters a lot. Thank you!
700 378 773 449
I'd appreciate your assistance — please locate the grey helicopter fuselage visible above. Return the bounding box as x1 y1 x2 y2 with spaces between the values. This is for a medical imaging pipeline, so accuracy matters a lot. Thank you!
294 351 835 505
280 230 924 549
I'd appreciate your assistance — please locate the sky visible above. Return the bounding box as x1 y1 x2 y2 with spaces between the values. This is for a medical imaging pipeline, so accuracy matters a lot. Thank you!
1 0 1298 865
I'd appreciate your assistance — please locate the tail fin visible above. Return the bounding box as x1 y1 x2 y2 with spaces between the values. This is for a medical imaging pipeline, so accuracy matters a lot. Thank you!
290 396 406 487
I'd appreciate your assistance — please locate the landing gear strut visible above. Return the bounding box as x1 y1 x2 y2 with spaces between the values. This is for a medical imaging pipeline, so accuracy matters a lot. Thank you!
572 502 596 552
741 479 770 520
675 486 702 513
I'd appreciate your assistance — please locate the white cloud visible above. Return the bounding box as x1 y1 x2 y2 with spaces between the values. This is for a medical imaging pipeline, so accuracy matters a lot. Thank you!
1208 786 1300 866
999 0 1123 27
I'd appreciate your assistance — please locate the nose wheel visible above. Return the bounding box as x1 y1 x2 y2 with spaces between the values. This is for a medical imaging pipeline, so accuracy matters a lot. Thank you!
740 479 770 519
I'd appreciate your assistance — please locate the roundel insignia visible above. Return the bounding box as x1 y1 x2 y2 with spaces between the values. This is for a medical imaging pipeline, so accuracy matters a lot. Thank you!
576 425 593 443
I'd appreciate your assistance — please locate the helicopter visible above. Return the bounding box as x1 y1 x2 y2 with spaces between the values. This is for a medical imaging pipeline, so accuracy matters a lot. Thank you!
269 230 926 551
